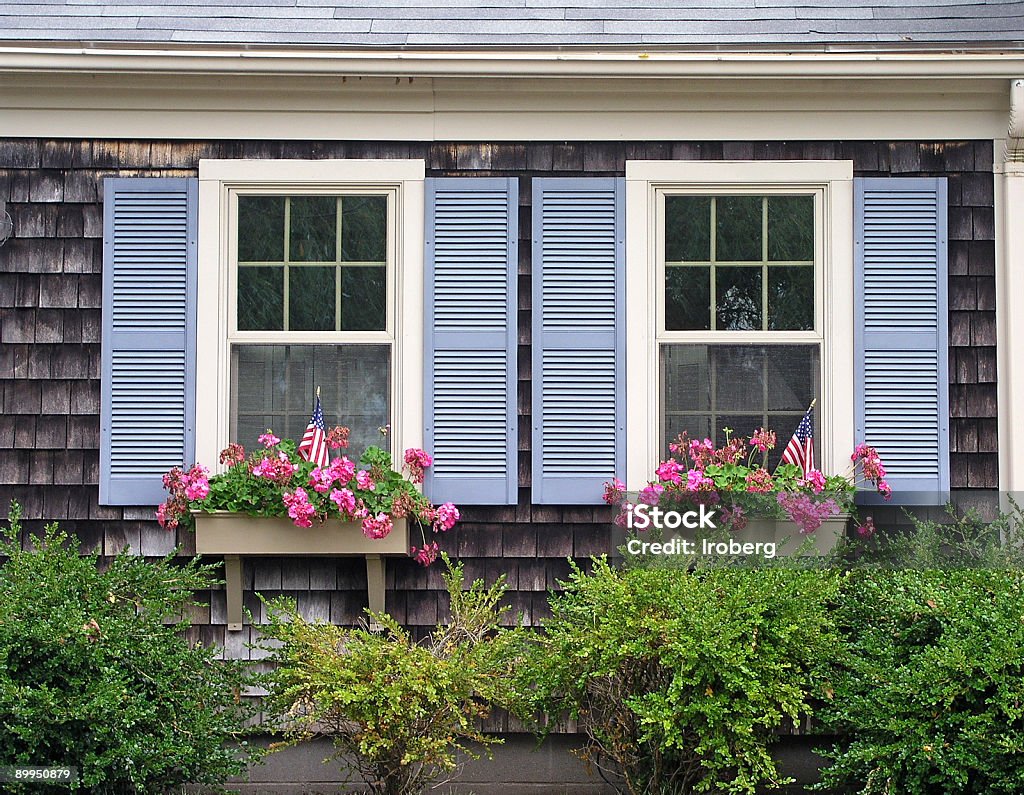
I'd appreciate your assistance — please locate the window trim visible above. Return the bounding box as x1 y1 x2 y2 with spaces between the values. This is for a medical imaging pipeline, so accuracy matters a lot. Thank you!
196 159 426 470
625 160 855 490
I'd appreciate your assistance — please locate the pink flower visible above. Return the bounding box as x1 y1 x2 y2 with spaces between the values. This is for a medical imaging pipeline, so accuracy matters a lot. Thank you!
411 541 440 567
326 425 350 450
745 468 774 493
328 456 356 486
155 502 177 531
719 504 748 532
434 502 460 532
404 448 433 469
878 480 893 500
329 487 356 516
282 487 316 528
656 460 683 484
603 478 626 506
308 466 335 494
356 470 376 491
688 438 715 469
219 443 245 466
183 465 210 501
686 468 714 491
258 431 281 448
638 483 664 505
800 469 827 494
856 516 876 538
750 428 777 453
777 493 841 535
362 512 393 540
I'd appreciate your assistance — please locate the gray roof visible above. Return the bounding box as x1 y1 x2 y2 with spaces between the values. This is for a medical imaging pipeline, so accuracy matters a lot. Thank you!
2 0 1024 49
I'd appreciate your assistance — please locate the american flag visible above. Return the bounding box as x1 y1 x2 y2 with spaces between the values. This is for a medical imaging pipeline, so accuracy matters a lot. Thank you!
781 406 815 476
297 395 329 468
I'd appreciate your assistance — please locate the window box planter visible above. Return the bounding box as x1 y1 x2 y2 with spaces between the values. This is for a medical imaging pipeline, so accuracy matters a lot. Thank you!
193 511 409 631
725 513 849 556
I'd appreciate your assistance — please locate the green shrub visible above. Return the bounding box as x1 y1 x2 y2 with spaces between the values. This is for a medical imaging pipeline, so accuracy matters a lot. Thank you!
257 555 524 795
817 567 1024 794
515 558 841 795
0 503 261 793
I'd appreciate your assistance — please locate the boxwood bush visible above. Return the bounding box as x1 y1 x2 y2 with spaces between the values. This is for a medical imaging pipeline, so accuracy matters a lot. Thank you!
818 567 1024 795
515 559 842 795
0 503 261 793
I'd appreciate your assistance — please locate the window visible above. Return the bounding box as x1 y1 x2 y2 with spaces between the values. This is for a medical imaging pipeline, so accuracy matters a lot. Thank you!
625 161 854 488
195 160 425 468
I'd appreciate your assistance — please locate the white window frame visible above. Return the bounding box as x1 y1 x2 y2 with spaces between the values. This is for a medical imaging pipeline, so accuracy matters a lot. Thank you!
625 160 855 489
196 159 425 469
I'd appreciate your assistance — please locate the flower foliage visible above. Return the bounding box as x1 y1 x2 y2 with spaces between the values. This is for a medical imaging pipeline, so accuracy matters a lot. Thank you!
605 428 891 535
158 428 459 566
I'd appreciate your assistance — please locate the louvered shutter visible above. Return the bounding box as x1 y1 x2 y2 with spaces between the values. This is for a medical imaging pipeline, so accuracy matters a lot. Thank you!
532 178 625 504
100 178 198 506
424 178 518 505
854 177 949 505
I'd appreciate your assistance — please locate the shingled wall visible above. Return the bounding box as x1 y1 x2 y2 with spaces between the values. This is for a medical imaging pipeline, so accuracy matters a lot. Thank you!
0 140 998 669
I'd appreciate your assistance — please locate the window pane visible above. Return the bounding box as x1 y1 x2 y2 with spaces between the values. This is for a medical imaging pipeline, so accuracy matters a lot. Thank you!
766 346 819 411
237 266 283 330
768 266 814 331
716 266 762 330
768 195 814 262
231 344 391 458
713 346 766 412
662 344 711 412
665 266 711 330
716 196 762 262
661 344 819 463
289 266 336 331
341 196 387 262
665 196 711 262
289 196 337 263
238 196 285 262
341 266 387 331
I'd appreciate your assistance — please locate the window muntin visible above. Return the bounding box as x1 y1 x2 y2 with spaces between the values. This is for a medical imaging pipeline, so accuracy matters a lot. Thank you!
658 190 822 457
228 189 396 455
661 344 819 467
664 194 814 331
236 194 388 333
231 344 390 456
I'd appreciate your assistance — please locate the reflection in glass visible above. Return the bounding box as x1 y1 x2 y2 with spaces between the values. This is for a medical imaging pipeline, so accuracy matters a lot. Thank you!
665 266 711 330
716 196 762 262
289 267 336 331
716 267 762 330
665 196 711 262
238 267 283 330
238 197 285 262
289 196 336 262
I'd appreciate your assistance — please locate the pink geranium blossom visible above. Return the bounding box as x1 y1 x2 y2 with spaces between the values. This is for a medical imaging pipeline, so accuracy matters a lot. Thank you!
362 512 393 540
282 487 316 528
403 448 433 484
800 469 827 494
329 487 356 516
603 478 626 506
258 431 281 448
686 469 715 491
656 460 684 484
639 483 664 505
435 502 460 532
745 468 774 493
356 470 376 491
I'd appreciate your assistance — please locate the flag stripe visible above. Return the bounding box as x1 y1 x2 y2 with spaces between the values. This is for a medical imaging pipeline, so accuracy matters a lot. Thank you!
780 407 814 476
298 396 329 468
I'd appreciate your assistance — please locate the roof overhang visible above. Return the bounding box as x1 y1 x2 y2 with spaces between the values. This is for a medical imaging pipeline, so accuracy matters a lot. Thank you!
2 41 1024 80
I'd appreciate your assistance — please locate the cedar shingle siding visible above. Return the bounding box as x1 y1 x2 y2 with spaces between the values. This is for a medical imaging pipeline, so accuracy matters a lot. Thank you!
0 139 997 656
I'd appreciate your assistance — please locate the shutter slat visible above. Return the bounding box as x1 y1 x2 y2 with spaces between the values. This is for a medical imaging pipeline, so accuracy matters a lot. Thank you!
855 177 949 505
101 178 197 506
424 178 518 505
532 178 625 505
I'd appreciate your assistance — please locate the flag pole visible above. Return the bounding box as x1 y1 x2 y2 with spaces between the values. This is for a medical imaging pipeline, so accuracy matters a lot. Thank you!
316 385 321 400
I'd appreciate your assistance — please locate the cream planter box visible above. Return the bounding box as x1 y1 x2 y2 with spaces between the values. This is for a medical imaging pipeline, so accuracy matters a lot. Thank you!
193 512 410 631
194 512 409 556
729 514 848 556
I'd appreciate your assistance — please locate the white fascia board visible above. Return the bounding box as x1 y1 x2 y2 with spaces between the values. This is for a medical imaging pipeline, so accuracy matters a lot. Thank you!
3 45 1024 80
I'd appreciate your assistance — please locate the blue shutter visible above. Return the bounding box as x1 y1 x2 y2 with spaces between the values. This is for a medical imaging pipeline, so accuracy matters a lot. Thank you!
532 178 625 504
854 177 949 505
424 178 518 505
100 178 198 506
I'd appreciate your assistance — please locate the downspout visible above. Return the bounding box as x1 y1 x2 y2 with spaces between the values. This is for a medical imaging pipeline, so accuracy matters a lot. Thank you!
1005 78 1024 161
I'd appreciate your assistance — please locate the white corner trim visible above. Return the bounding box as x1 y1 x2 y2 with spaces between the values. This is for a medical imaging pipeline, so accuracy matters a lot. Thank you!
624 159 854 490
996 159 1024 494
194 159 426 469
